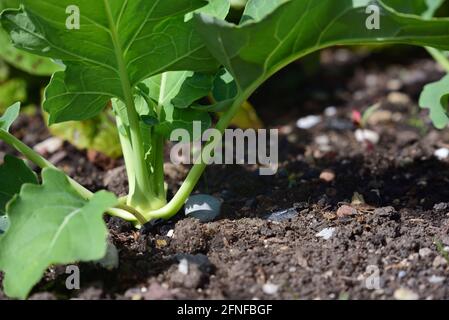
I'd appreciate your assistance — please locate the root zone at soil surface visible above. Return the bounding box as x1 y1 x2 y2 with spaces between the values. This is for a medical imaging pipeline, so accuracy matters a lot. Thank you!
1 48 449 300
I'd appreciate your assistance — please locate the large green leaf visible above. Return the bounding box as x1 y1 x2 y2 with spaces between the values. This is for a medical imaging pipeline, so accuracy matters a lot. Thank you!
419 74 449 129
240 0 287 23
143 72 212 139
382 0 445 18
0 155 38 216
0 168 117 299
0 0 61 76
171 73 215 109
0 0 222 123
156 104 212 139
0 78 26 113
195 0 449 91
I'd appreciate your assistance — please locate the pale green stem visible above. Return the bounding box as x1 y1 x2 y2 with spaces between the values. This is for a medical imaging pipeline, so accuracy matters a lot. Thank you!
426 47 449 73
104 0 159 211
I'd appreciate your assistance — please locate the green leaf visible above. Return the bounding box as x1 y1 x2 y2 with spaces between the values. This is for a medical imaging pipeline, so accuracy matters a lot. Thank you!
190 0 230 19
0 78 26 113
419 74 449 129
0 0 221 123
141 73 212 139
140 115 159 126
382 0 444 18
0 168 117 299
171 73 215 109
0 1 62 76
0 101 20 132
240 0 287 23
195 0 449 91
0 0 21 10
156 105 211 140
0 155 38 216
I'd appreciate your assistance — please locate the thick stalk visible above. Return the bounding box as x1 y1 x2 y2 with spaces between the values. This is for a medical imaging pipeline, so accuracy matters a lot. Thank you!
152 133 166 199
104 0 161 212
0 129 90 199
143 88 253 220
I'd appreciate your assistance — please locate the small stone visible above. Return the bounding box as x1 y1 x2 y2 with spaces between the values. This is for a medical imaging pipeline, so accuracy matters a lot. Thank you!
398 271 407 279
28 292 57 300
166 229 174 238
326 118 354 131
394 288 419 300
433 203 449 212
263 208 298 222
262 282 279 295
319 170 335 182
315 135 330 146
387 92 411 105
336 205 357 218
178 259 189 275
296 115 322 129
434 148 449 160
324 106 337 117
355 129 380 145
433 256 448 268
124 288 143 300
33 137 63 155
316 227 336 240
419 248 432 258
428 275 445 284
185 194 222 222
143 282 173 300
156 239 168 249
387 79 402 91
170 262 206 289
367 110 393 126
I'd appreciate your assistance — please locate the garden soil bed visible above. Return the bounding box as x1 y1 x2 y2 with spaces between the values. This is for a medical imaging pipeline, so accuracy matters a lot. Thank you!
1 48 449 300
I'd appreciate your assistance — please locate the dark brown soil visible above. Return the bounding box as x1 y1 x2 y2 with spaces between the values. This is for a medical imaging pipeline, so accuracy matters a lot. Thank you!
1 47 449 300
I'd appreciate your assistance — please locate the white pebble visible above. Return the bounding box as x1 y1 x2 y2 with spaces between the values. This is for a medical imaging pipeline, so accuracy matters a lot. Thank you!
394 288 419 300
434 148 449 160
355 129 380 145
262 282 279 295
33 137 63 154
316 227 335 240
324 106 337 117
166 229 174 238
428 275 445 284
315 135 330 146
296 115 322 129
418 247 432 258
178 259 189 275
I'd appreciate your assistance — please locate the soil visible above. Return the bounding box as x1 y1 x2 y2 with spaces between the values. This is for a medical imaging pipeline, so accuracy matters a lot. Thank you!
1 47 449 300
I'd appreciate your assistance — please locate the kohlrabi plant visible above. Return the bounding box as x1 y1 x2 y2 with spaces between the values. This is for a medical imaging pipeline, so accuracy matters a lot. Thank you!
1 0 449 299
